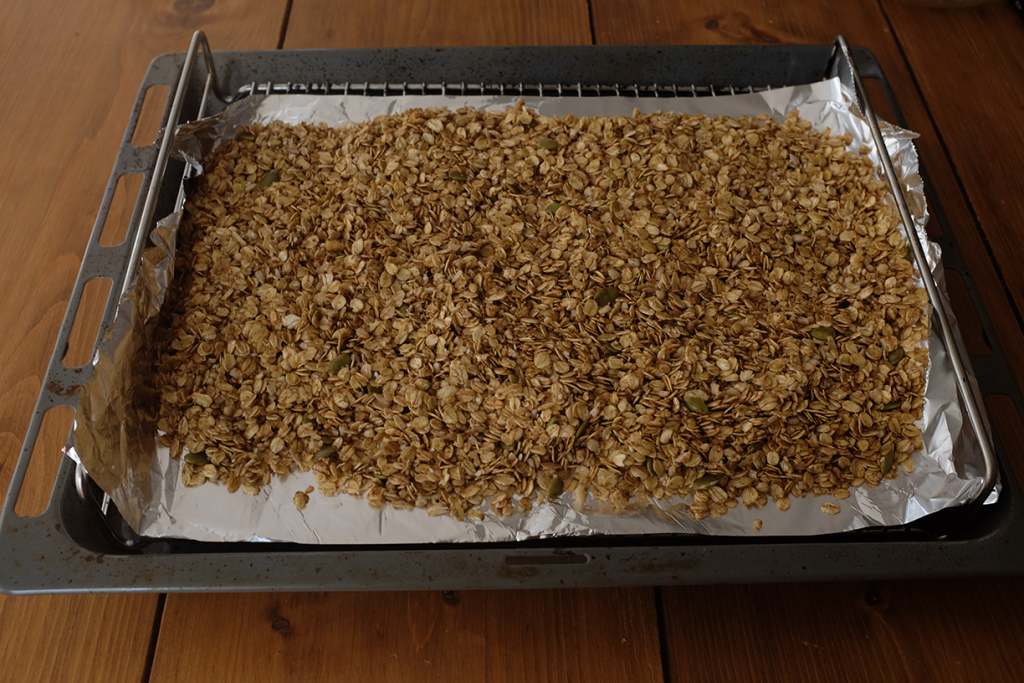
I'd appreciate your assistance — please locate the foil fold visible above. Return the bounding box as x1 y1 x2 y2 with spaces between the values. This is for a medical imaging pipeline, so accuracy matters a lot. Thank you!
70 78 996 543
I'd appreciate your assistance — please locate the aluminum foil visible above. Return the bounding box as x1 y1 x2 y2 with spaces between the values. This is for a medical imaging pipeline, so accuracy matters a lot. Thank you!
70 77 996 543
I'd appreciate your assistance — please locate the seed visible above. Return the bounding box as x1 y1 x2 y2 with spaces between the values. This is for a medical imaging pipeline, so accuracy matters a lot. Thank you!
883 401 900 412
546 476 564 498
545 202 562 214
602 341 621 355
301 413 313 424
312 444 337 462
397 304 409 316
365 383 384 394
449 171 468 181
546 416 558 428
538 138 558 150
573 419 591 442
235 130 256 141
880 448 895 476
684 396 709 414
508 372 519 384
888 348 905 365
184 451 209 466
260 169 280 188
810 326 836 340
330 352 352 374
646 457 656 477
500 442 516 452
693 473 719 490
595 286 619 308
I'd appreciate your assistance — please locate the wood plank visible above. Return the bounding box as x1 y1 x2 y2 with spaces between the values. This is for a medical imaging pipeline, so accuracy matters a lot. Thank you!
0 594 159 683
284 0 592 48
0 0 287 680
150 589 663 683
660 579 1024 683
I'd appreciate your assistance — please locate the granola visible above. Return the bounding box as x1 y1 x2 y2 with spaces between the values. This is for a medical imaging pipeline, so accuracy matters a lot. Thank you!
155 103 929 522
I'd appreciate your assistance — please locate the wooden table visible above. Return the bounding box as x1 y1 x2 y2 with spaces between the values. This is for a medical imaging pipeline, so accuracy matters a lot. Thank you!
2 1 1024 680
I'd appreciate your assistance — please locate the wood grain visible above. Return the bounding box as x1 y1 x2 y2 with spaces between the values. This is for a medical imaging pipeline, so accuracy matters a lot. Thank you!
151 589 663 683
0 0 287 681
284 0 593 48
661 579 1024 683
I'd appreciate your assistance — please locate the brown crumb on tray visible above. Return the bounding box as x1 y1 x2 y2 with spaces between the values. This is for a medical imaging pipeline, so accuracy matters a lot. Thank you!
156 102 928 522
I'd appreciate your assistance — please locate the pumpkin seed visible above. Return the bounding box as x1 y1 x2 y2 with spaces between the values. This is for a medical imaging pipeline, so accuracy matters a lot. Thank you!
546 476 564 498
329 352 352 374
883 401 901 412
508 372 519 384
397 304 409 317
888 348 905 365
546 416 558 428
184 451 209 466
646 457 656 477
684 396 709 414
301 413 313 425
573 419 591 442
448 171 468 181
312 444 337 462
500 442 516 452
545 202 562 214
235 130 256 141
810 326 836 340
365 383 383 394
595 286 619 308
538 138 558 150
880 448 895 476
693 473 719 490
260 169 280 188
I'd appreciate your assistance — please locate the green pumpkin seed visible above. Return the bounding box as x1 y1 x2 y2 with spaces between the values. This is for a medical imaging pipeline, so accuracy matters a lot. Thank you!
538 138 558 150
810 326 836 340
602 341 621 355
508 372 519 384
365 383 383 394
301 412 313 425
888 348 905 365
260 169 280 188
184 451 209 466
611 200 622 213
573 419 591 442
684 396 709 414
693 473 720 490
880 448 895 476
883 401 901 412
646 457 656 477
545 202 562 214
449 171 468 181
312 444 337 462
235 130 256 141
366 205 384 215
397 304 409 317
546 476 564 498
595 286 619 308
546 416 558 428
500 442 516 452
329 352 352 374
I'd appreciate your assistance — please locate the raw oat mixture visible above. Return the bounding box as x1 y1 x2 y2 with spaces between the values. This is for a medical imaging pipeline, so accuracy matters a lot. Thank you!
155 103 929 522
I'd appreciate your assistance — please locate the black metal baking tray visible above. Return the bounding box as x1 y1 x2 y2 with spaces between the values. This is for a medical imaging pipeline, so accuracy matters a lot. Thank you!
2 37 1022 593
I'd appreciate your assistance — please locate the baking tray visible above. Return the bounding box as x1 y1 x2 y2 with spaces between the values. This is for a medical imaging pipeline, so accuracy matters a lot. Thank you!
2 35 1022 593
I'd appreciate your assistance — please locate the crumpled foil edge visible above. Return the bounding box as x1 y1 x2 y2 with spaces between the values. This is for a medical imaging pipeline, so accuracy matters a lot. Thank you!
69 77 996 543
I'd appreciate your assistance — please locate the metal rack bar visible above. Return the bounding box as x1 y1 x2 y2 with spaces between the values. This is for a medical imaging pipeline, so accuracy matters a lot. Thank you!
825 35 999 523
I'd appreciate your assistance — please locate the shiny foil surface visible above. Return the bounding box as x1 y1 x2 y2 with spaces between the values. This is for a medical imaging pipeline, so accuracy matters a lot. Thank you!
69 78 995 543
